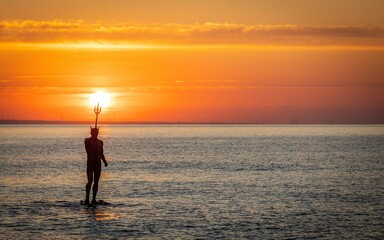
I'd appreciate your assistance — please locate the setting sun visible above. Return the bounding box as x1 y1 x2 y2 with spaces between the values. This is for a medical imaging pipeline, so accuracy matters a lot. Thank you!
90 91 111 109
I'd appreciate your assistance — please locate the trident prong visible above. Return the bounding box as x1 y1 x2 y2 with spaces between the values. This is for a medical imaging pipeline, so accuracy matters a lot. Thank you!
94 102 102 128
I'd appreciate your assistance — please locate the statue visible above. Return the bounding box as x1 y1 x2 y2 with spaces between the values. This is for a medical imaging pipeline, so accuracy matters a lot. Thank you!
83 101 108 205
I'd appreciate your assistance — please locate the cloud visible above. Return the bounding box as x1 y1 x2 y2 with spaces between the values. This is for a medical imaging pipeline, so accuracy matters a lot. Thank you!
0 20 383 47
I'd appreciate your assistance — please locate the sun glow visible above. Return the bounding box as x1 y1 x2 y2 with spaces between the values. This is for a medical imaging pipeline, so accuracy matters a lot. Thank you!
90 91 111 109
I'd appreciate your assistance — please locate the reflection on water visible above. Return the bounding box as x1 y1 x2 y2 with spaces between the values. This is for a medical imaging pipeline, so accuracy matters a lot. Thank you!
84 206 119 221
0 125 383 239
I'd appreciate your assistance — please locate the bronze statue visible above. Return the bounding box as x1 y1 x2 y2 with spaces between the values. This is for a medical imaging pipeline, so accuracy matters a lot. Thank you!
84 127 108 205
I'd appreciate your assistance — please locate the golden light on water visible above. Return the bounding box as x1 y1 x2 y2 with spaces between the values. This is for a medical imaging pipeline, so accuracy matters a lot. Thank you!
90 91 111 109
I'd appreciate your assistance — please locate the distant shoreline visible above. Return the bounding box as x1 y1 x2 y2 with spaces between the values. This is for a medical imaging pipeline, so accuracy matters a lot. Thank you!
0 120 230 125
0 120 383 125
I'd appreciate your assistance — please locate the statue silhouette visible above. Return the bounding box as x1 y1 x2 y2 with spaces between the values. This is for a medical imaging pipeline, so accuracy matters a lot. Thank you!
84 127 108 205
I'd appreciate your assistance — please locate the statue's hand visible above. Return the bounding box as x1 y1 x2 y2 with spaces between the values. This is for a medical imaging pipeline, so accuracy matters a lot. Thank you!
104 162 108 167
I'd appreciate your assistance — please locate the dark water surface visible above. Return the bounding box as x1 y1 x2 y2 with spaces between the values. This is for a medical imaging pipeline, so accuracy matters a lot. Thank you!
0 125 383 239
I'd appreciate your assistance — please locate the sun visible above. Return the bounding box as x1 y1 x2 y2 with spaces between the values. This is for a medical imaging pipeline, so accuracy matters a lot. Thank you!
90 91 111 109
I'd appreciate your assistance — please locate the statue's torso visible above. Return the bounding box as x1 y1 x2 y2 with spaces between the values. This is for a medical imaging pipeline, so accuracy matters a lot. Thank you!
84 137 103 167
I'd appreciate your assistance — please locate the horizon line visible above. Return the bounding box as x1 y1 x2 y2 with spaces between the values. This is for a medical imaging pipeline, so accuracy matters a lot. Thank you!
0 120 383 125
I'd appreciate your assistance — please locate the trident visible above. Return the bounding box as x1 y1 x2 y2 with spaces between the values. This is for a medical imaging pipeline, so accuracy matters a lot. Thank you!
94 102 102 128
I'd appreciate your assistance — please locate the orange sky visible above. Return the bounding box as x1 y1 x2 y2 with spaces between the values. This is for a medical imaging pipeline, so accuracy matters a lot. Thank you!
0 1 383 123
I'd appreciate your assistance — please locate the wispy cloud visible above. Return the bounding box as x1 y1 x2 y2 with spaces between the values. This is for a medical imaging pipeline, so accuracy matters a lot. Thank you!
0 20 383 47
14 75 79 79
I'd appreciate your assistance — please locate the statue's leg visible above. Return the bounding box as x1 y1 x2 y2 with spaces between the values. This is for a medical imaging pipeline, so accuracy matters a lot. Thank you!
92 166 101 203
85 168 93 204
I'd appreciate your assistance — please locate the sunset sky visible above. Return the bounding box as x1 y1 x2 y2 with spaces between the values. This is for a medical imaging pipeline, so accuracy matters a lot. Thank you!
1 0 383 123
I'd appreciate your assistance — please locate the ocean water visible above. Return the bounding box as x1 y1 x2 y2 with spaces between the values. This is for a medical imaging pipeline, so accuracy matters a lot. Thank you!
0 125 383 239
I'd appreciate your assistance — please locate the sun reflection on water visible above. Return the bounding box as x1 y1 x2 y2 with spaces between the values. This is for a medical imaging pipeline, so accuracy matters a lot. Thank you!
84 207 119 221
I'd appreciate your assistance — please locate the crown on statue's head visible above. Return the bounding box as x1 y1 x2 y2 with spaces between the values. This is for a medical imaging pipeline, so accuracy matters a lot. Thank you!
90 127 99 136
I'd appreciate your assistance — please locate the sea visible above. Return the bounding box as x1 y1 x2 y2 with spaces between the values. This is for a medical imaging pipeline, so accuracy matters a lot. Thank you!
0 125 383 239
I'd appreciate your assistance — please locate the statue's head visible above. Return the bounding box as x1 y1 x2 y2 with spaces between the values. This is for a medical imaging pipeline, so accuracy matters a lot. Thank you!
90 127 99 137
